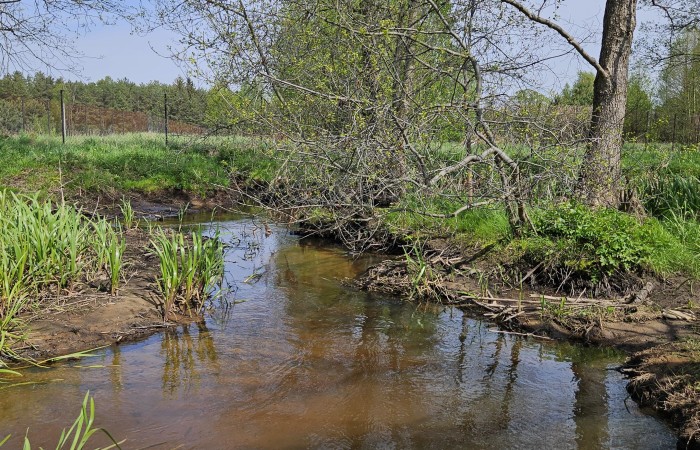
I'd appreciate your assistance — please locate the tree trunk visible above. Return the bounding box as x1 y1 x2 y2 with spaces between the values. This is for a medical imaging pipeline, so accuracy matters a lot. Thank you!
577 0 637 207
390 0 419 180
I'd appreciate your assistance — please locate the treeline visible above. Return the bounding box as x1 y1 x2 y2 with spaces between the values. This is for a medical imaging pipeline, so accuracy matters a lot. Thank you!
0 72 209 134
551 29 700 145
0 28 698 143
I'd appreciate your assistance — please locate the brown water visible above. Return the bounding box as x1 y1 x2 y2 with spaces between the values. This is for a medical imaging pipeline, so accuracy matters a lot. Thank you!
0 217 676 449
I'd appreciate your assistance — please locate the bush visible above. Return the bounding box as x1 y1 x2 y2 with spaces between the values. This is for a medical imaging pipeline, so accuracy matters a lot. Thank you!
528 202 652 280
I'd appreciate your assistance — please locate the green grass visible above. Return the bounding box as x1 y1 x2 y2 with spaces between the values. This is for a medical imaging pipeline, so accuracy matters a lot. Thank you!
386 196 700 282
384 196 511 245
0 133 278 197
519 202 700 280
5 392 123 449
2 133 699 285
623 142 700 220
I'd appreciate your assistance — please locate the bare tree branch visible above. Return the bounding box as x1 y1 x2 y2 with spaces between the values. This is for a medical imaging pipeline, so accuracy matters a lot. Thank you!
499 0 609 77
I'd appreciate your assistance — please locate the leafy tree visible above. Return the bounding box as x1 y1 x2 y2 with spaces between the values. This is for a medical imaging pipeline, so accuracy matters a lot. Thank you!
556 72 595 106
656 28 700 143
623 74 653 140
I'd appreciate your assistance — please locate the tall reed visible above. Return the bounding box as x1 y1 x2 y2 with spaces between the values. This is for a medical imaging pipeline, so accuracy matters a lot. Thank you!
106 229 126 296
0 192 125 346
150 231 183 320
119 197 137 229
150 227 224 320
15 392 123 450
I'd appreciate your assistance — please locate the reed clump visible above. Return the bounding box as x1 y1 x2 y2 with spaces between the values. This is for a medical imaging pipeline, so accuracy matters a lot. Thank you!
0 192 126 358
150 227 224 320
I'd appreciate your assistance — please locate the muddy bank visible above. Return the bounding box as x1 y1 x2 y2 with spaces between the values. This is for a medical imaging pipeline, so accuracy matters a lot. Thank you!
355 238 700 447
3 183 247 365
357 252 698 351
73 187 244 221
625 343 700 450
10 229 199 364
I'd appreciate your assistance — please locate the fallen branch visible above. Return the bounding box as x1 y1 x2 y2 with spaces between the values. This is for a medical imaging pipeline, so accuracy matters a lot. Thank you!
487 328 554 340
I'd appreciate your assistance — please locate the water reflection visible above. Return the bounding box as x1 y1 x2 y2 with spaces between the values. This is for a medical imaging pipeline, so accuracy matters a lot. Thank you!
160 322 220 396
0 218 677 449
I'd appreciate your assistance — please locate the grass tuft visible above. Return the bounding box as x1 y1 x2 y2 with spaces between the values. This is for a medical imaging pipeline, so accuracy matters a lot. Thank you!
150 227 224 320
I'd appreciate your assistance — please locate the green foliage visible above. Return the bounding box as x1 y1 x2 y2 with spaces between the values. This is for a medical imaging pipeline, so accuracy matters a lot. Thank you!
556 71 653 141
205 83 270 134
0 134 242 196
655 29 700 144
119 198 136 229
384 196 510 245
624 75 654 140
556 71 595 106
0 192 125 357
529 203 652 279
106 230 126 296
0 71 207 133
150 227 224 320
403 244 431 300
623 142 700 220
522 202 700 280
10 392 123 450
216 136 280 182
642 173 700 220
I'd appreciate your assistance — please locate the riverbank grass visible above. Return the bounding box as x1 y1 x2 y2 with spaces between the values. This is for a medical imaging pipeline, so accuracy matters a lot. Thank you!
0 192 129 362
0 133 278 198
150 227 224 320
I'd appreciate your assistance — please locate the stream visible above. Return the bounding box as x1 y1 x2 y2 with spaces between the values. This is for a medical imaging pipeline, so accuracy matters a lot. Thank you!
0 215 676 449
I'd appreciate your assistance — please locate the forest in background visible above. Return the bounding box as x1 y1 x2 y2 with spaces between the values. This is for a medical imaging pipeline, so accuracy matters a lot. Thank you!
0 27 697 143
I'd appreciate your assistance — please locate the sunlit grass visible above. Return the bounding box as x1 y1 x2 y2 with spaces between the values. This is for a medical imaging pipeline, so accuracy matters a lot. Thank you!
0 133 277 197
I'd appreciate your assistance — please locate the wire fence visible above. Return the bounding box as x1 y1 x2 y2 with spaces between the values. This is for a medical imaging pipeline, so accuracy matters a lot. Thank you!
0 88 699 150
0 90 206 140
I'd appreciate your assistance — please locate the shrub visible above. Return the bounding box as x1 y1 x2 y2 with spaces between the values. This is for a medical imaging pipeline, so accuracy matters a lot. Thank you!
528 202 652 280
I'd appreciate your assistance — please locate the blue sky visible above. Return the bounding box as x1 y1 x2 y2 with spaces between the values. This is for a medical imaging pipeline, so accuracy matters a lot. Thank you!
68 21 186 85
57 1 657 91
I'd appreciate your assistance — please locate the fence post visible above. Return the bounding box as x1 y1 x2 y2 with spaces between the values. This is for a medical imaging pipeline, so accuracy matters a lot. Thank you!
164 93 169 147
21 97 26 133
672 114 677 152
47 99 51 135
60 90 66 144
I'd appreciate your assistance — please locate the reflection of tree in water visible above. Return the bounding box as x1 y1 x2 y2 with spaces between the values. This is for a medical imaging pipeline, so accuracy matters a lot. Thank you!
572 356 610 449
160 322 220 396
271 243 442 446
109 346 123 392
497 337 522 429
455 314 521 436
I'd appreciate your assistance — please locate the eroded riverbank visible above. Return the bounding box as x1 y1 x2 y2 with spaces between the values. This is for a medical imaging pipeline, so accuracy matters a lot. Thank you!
357 237 700 448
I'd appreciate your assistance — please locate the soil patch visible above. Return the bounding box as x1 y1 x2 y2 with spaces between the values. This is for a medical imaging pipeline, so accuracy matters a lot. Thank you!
72 188 244 221
625 342 700 449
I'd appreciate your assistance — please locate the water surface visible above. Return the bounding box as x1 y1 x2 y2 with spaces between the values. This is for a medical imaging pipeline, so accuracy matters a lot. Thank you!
0 217 675 449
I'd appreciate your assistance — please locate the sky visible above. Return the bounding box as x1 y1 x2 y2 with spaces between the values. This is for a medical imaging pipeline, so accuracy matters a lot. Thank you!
36 1 661 90
66 22 186 85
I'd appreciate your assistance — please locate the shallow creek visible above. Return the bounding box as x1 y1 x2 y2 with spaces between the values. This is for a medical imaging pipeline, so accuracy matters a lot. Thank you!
0 215 676 449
